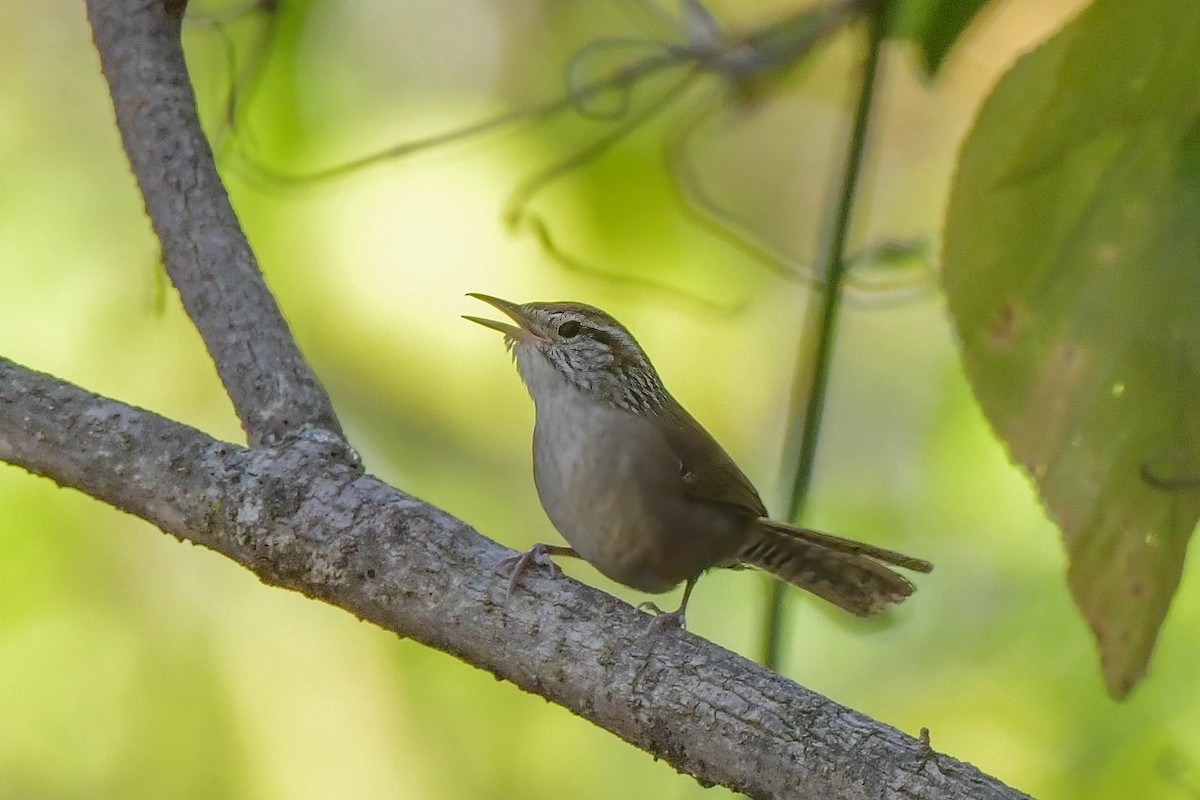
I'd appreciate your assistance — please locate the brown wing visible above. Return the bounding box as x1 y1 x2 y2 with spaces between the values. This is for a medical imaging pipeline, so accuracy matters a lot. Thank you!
658 397 768 518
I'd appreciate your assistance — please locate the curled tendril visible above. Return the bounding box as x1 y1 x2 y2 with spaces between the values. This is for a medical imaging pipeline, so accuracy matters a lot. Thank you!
503 65 700 231
215 0 881 286
564 37 678 121
1140 448 1200 492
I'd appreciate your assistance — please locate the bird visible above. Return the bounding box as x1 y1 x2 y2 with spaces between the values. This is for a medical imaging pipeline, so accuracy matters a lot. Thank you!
465 293 931 625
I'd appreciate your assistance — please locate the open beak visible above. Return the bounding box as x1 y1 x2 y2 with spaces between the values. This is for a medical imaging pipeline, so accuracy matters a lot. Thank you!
464 293 539 343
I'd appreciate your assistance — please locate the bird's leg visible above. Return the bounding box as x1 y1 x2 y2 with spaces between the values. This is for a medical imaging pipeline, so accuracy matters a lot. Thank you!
493 543 579 602
636 576 698 630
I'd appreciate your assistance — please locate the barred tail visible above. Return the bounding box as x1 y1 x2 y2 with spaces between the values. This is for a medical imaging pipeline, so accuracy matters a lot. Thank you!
738 519 932 618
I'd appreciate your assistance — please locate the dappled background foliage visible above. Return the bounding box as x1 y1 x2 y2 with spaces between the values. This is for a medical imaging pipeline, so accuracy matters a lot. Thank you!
2 0 1199 798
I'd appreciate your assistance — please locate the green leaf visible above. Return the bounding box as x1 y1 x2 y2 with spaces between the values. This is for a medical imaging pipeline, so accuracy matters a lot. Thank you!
943 0 1200 699
888 0 993 75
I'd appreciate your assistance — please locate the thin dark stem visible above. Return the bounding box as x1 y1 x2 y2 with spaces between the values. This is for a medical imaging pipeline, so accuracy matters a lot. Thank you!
760 3 887 668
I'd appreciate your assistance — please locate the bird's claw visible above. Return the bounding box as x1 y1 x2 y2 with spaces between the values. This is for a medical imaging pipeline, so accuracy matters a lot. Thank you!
493 544 564 603
636 600 687 632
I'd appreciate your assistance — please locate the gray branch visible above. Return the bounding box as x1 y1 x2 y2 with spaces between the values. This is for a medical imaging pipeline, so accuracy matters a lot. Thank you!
87 0 342 447
0 0 1039 797
0 358 1028 800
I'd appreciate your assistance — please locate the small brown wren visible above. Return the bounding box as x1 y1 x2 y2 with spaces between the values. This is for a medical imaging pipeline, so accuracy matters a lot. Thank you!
466 293 932 624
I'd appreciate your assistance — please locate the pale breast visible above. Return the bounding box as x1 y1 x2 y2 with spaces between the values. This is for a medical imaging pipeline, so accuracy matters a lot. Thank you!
526 365 749 593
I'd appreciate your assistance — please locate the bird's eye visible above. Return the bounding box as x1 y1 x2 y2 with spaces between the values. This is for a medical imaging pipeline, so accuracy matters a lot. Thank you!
557 320 582 338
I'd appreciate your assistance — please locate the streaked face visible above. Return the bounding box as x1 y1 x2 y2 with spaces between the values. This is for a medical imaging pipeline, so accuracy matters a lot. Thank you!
466 295 666 413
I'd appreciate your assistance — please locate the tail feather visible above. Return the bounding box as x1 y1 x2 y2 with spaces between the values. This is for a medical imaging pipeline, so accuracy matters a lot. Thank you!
756 519 934 573
738 520 932 618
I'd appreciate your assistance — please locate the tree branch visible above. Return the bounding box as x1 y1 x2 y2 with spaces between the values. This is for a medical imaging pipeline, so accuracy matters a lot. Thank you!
0 357 1028 800
86 0 342 447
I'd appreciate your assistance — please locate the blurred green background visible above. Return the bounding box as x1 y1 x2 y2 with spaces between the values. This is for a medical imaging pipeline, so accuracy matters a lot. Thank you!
2 0 1199 798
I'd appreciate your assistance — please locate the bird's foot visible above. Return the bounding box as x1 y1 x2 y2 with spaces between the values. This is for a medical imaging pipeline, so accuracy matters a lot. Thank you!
636 601 687 632
493 543 576 603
